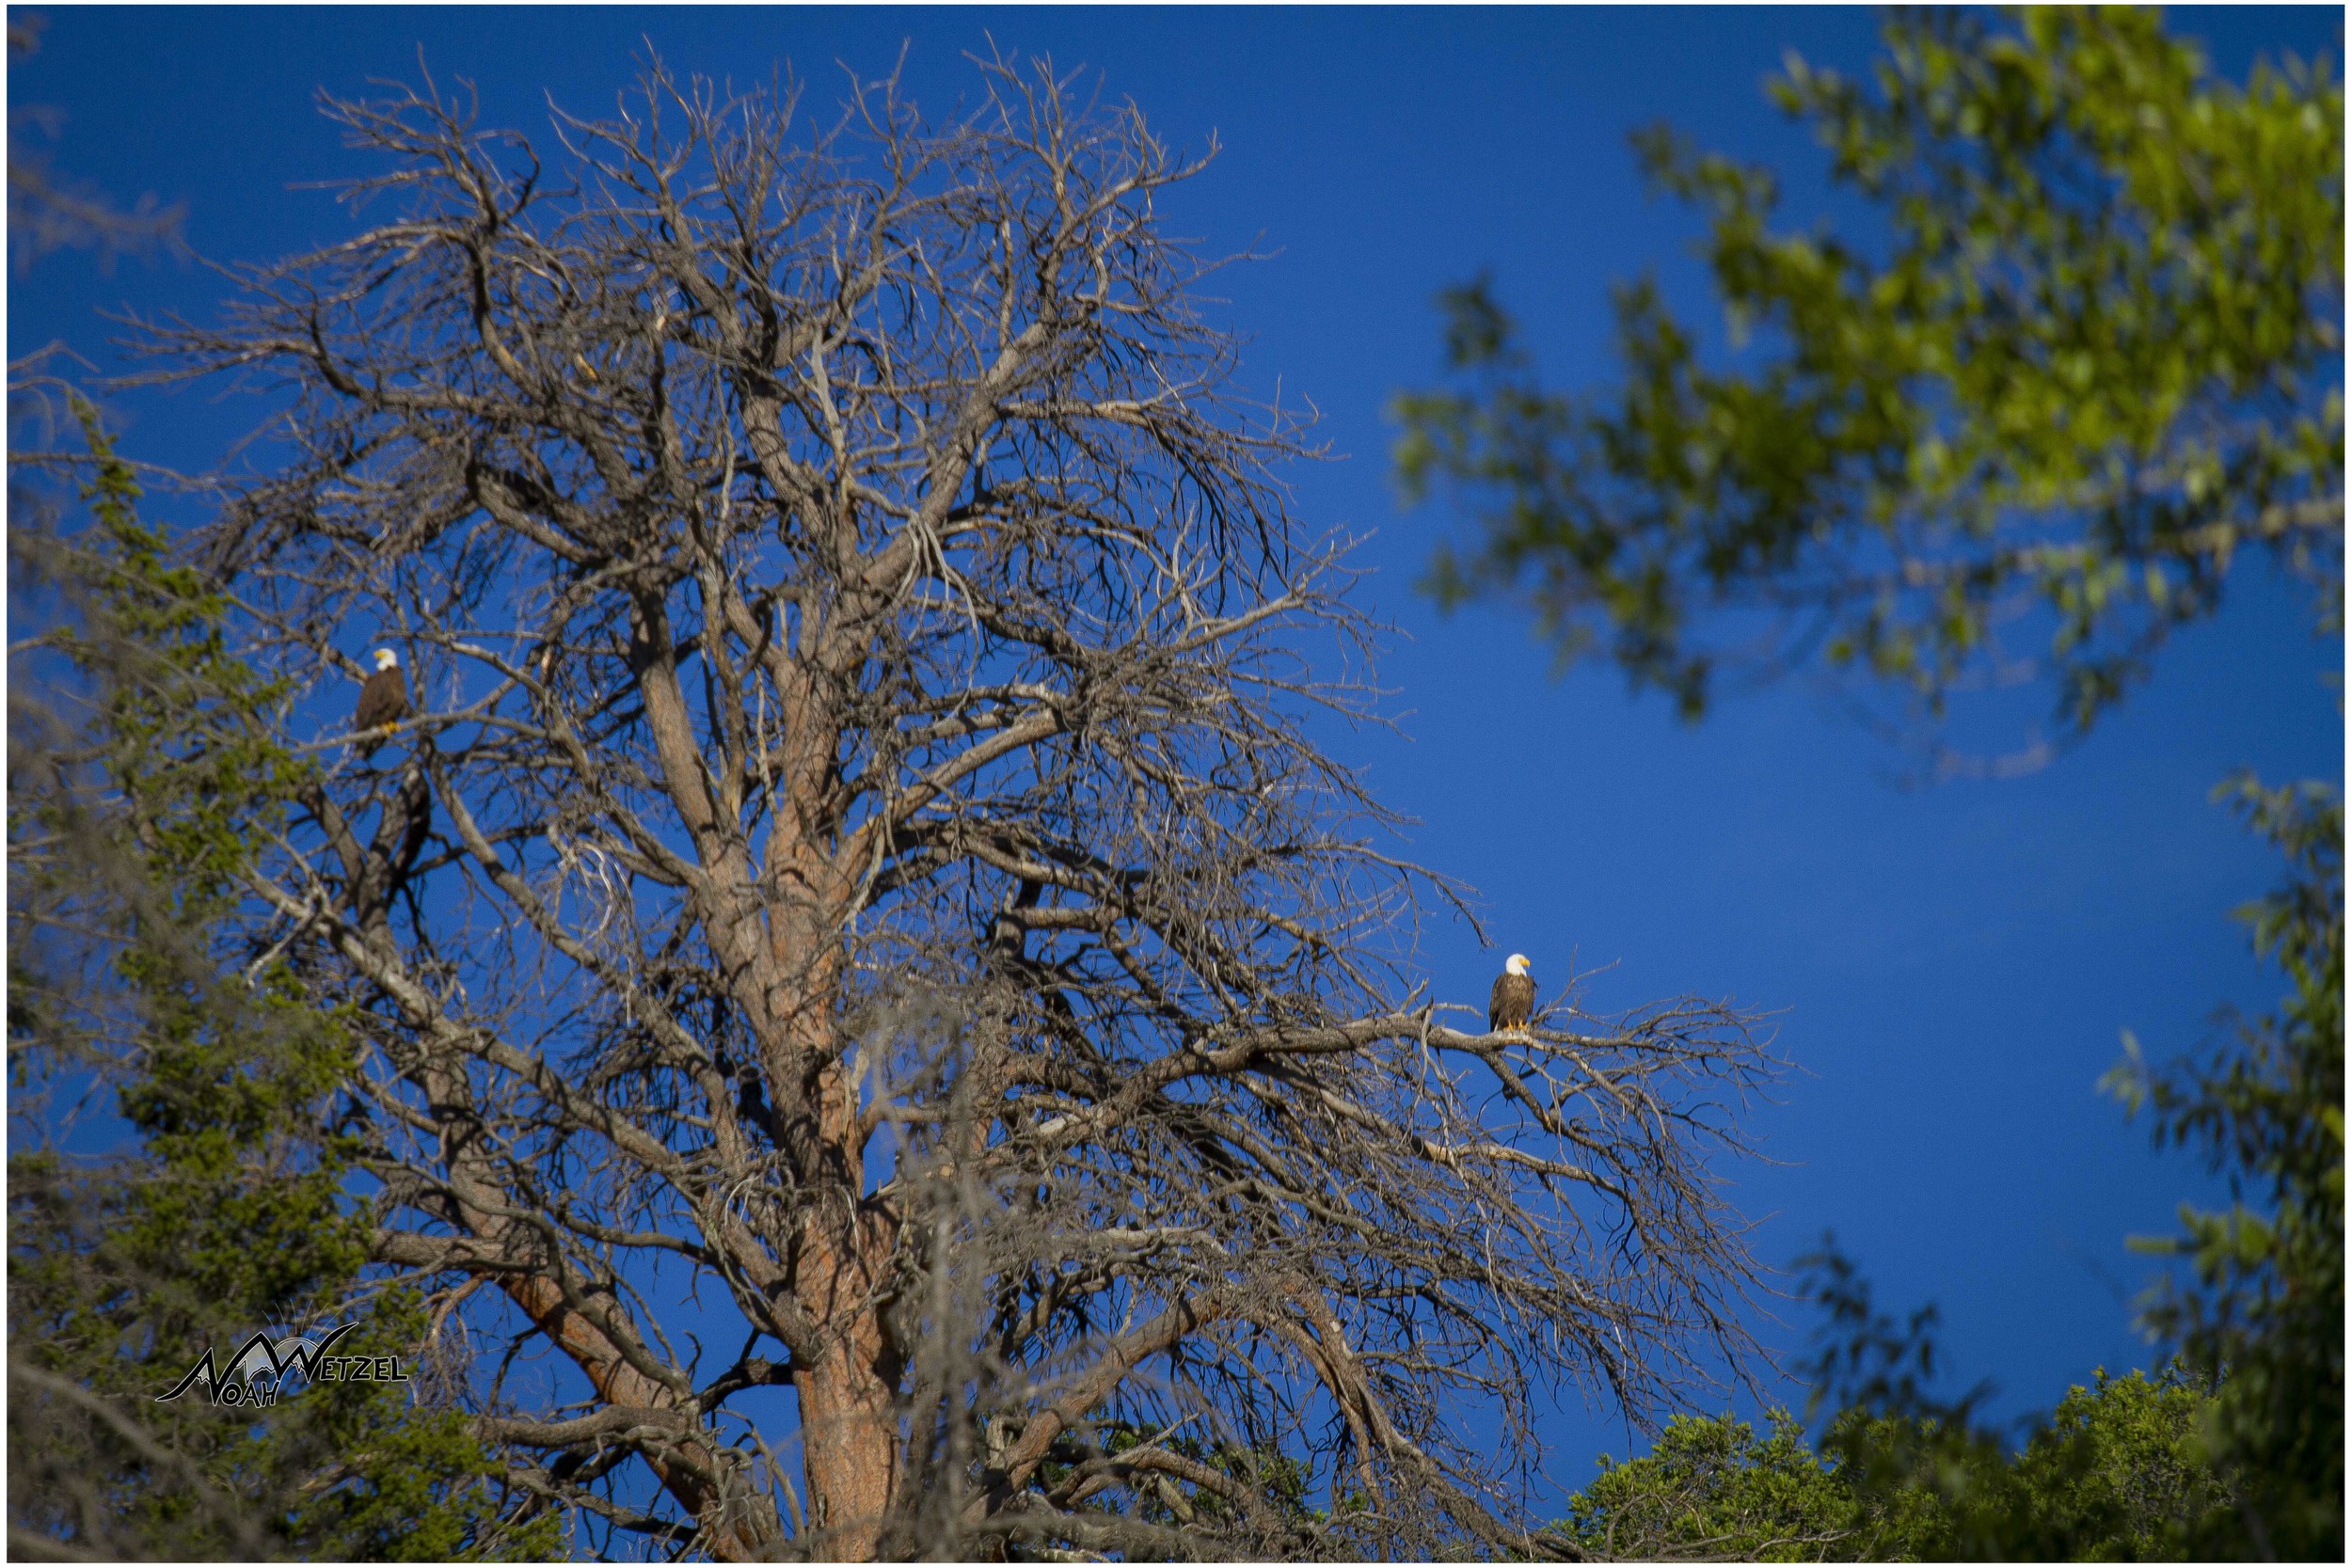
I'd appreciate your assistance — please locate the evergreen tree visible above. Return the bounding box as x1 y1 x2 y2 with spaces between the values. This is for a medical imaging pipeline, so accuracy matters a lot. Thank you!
8 409 561 1560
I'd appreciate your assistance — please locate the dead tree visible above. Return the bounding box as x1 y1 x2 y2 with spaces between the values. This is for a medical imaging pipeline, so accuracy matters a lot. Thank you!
148 54 1782 1560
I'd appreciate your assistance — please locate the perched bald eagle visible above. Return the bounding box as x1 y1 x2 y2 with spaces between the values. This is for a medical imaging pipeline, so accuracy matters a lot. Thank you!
355 648 410 757
1489 953 1535 1038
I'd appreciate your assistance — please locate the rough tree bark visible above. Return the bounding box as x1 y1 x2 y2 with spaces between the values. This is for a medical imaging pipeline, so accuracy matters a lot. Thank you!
148 54 1784 1560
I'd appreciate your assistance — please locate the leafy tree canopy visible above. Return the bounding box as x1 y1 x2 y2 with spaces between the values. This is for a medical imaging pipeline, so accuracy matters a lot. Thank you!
1549 1365 2231 1562
1397 6 2341 769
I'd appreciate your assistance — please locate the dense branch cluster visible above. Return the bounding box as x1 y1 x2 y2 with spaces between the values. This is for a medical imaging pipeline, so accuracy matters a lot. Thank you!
145 55 1780 1558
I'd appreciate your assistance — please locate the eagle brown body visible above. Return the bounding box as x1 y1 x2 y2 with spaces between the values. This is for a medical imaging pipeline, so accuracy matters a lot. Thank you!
355 653 410 756
1489 954 1535 1037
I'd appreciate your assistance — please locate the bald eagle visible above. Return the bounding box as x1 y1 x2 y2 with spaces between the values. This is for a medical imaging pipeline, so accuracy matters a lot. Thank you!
355 648 410 757
1489 953 1535 1038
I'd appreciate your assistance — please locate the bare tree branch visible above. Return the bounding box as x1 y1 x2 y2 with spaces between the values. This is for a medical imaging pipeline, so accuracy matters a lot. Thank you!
135 48 1784 1559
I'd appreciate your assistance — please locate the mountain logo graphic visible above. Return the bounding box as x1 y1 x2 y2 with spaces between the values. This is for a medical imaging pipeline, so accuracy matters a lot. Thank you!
154 1323 408 1405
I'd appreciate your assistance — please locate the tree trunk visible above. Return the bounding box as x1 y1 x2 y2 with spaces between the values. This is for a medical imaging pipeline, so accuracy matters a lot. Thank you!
792 1310 901 1558
791 1061 902 1559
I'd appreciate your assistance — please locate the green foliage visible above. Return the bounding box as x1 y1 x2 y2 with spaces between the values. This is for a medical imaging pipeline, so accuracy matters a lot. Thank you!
1396 7 2342 750
2106 775 2344 1560
1552 1408 1880 1560
1553 1367 2232 1561
2001 1367 2235 1560
7 409 559 1560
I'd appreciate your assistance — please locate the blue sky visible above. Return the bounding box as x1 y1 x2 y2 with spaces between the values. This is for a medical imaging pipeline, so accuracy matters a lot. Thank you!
12 1 2342 1508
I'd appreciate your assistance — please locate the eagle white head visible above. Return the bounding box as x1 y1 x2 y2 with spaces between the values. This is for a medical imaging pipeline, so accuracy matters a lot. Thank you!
372 648 400 672
1504 953 1532 977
